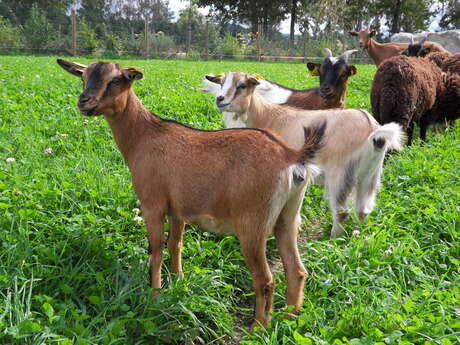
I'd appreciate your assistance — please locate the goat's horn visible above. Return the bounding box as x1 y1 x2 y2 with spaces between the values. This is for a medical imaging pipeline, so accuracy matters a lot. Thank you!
324 48 333 58
339 49 358 62
410 35 415 45
368 18 375 28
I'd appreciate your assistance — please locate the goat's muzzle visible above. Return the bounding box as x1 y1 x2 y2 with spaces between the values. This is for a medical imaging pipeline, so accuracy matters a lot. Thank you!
78 95 98 116
319 86 334 99
216 95 230 109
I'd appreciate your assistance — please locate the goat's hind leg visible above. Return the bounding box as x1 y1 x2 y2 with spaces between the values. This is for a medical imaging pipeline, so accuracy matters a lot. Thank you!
237 222 274 329
327 167 356 238
355 171 381 224
167 216 185 279
274 200 308 316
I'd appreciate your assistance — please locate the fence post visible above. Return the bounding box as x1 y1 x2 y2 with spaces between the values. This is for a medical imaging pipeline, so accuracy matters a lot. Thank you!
204 18 209 60
71 8 77 56
186 2 192 55
144 17 150 58
257 23 262 62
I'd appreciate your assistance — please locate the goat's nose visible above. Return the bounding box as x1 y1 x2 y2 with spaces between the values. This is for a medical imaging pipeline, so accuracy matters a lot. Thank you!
79 95 91 104
216 95 224 103
321 86 332 94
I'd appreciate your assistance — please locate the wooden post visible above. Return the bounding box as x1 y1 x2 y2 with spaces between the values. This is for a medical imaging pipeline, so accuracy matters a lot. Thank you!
144 17 150 58
204 18 209 60
186 1 192 55
71 8 77 56
257 23 262 62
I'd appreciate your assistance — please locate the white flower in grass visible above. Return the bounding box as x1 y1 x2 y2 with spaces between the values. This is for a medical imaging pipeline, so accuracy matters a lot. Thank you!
83 119 89 125
60 133 69 138
6 157 16 163
132 208 141 215
134 215 143 225
384 248 393 255
44 147 53 155
352 229 360 237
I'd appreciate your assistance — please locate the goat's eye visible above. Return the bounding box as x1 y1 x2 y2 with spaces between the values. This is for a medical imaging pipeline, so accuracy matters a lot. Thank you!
237 84 246 89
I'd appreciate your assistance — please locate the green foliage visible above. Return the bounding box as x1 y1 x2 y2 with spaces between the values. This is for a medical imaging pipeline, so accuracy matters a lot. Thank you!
0 16 23 49
0 56 459 345
78 22 100 53
151 32 176 55
216 33 243 57
22 5 56 50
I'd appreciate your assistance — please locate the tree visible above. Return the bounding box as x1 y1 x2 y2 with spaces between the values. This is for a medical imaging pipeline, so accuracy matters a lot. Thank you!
439 0 460 29
23 4 56 50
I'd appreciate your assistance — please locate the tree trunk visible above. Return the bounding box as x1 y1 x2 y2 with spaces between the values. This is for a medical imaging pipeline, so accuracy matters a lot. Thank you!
204 19 209 60
71 8 77 56
391 0 402 34
186 2 192 55
289 0 297 54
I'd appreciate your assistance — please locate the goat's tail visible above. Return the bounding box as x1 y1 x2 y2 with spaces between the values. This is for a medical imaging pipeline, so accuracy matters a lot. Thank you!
297 121 327 165
369 122 405 152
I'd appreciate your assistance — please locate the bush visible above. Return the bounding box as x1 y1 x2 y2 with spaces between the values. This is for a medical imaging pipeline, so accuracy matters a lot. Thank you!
78 22 100 53
0 16 23 49
216 33 242 57
151 31 176 55
22 5 56 51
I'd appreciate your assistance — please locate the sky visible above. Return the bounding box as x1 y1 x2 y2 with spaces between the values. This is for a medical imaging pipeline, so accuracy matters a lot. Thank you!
167 0 297 34
167 0 442 35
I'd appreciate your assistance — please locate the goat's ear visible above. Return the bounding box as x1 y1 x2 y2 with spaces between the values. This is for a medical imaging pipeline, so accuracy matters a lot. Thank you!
205 74 224 85
248 76 260 86
347 65 357 76
57 58 86 77
307 62 320 76
369 30 376 37
122 67 143 81
348 31 358 36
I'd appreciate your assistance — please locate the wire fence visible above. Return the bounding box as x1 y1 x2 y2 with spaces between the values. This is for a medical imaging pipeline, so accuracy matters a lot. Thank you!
0 9 375 64
0 45 374 64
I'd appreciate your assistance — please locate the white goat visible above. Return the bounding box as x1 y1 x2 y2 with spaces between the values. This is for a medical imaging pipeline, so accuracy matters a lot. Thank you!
206 72 404 238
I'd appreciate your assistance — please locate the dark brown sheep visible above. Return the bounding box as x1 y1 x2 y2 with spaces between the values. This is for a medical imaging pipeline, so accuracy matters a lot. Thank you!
442 53 460 76
371 56 439 144
371 55 455 145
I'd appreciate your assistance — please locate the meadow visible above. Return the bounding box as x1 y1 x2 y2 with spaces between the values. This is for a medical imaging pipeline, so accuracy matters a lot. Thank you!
0 56 459 345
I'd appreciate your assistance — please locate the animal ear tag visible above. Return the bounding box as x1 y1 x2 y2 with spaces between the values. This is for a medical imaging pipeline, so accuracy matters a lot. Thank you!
253 74 265 80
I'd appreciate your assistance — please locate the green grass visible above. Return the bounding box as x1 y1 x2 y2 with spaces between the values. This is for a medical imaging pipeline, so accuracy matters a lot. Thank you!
0 56 459 345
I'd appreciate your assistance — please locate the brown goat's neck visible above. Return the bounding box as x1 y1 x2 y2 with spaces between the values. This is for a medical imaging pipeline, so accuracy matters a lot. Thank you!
104 90 155 165
245 92 288 127
366 39 383 63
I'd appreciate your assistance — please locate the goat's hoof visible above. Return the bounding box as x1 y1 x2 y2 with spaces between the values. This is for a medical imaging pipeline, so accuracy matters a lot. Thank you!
251 319 268 330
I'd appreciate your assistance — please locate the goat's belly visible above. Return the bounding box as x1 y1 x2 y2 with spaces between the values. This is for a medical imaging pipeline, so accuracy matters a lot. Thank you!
185 215 234 235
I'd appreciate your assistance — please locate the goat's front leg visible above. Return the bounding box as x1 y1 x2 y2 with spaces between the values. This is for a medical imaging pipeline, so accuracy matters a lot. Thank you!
144 209 166 296
167 216 185 278
238 230 274 329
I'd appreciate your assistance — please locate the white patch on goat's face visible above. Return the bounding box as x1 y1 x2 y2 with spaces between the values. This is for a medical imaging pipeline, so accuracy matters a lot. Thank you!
328 57 339 65
255 80 292 104
217 72 235 105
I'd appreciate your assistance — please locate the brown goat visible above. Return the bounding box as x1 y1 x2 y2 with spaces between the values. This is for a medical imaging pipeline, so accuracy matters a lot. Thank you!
57 59 325 329
349 29 408 66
